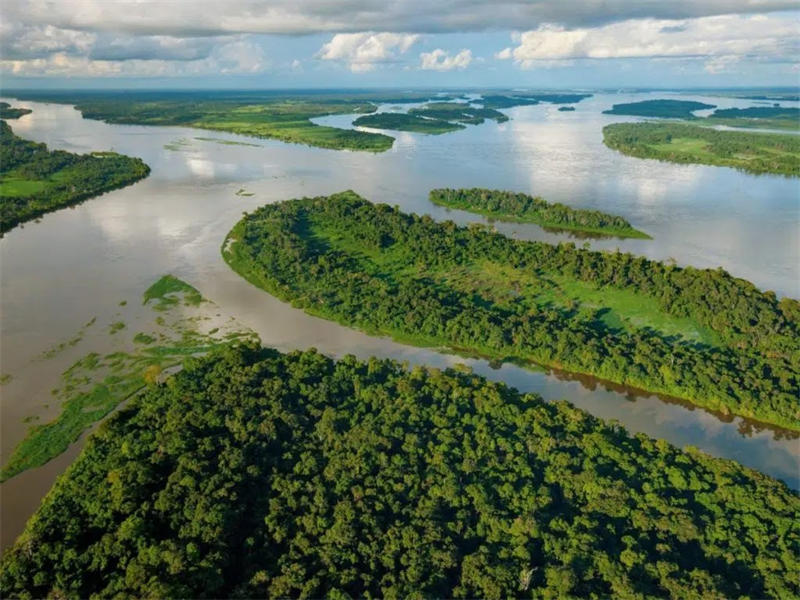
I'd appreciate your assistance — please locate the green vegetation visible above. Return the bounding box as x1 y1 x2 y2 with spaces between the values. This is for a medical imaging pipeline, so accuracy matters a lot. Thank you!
0 275 256 482
603 100 716 119
704 106 800 131
1 342 797 598
224 192 800 430
430 188 650 238
409 102 509 125
0 102 31 119
353 112 465 134
0 121 150 234
480 95 542 109
480 93 592 109
143 274 204 310
558 106 576 112
53 96 394 152
194 136 261 147
603 122 800 176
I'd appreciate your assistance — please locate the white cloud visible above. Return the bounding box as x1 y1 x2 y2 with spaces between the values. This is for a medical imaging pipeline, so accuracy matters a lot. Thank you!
4 1 798 36
419 48 472 71
704 55 741 74
496 14 800 68
0 38 269 77
316 32 419 72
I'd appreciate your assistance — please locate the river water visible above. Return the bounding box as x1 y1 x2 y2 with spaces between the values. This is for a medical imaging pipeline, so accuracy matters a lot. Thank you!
1 92 798 550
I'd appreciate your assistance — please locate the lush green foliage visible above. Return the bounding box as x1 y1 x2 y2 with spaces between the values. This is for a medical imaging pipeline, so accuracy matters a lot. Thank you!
705 106 800 131
409 102 509 125
353 112 465 134
0 121 150 233
603 122 800 176
224 192 800 429
603 100 716 119
480 95 541 109
481 94 592 109
2 343 797 599
429 188 650 238
711 106 800 121
0 102 31 119
55 96 394 152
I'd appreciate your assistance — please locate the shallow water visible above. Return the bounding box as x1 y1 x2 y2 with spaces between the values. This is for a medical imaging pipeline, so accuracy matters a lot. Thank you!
1 92 798 551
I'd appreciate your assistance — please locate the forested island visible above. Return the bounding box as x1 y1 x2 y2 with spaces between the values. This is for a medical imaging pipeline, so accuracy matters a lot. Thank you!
0 121 150 234
705 106 800 131
603 100 716 119
480 93 591 109
353 112 465 134
603 122 800 176
409 102 509 125
429 188 650 238
4 92 394 152
558 106 576 112
350 102 509 135
223 192 799 430
2 342 797 599
0 102 32 119
603 99 799 130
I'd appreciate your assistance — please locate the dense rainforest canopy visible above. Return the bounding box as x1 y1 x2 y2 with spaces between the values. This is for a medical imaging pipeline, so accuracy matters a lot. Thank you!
602 100 716 119
224 192 800 430
0 121 150 234
353 112 465 134
603 122 800 177
429 188 650 238
2 343 797 599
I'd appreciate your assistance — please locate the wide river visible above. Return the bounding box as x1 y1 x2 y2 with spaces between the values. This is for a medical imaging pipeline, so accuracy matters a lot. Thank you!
1 92 798 550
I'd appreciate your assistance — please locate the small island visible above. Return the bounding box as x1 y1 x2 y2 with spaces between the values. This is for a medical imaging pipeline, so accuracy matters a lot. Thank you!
558 106 576 112
0 102 32 119
603 99 716 118
2 342 797 599
429 188 650 238
223 192 799 430
0 121 151 234
353 112 465 134
603 122 800 177
409 102 509 125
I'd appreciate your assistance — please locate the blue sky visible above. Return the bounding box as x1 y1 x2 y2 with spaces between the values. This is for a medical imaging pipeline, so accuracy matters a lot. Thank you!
1 1 798 89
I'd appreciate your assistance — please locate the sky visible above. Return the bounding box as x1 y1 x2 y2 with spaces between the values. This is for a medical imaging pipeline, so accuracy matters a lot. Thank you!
1 1 798 89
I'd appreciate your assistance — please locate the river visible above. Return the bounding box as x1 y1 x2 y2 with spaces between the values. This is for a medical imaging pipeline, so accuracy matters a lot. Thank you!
1 92 798 551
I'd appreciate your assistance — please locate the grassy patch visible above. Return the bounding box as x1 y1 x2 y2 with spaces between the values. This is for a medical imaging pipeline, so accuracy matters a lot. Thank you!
143 274 204 310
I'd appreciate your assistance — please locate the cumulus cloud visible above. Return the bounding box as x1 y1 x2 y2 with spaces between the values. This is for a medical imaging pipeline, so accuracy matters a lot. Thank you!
1 37 269 77
495 14 799 67
316 32 419 72
420 48 472 71
4 0 798 36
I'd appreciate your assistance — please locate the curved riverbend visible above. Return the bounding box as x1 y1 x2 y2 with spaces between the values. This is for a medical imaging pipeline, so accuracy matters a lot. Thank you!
1 95 798 551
